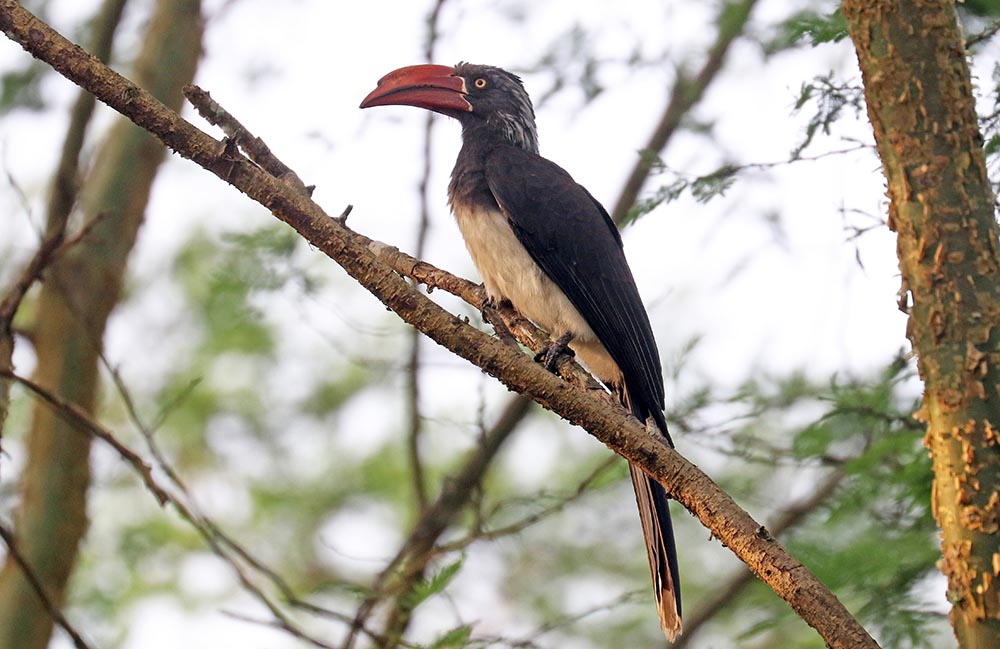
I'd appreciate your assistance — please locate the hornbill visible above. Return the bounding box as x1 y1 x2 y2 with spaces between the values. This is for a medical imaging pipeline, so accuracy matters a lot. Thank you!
360 62 682 640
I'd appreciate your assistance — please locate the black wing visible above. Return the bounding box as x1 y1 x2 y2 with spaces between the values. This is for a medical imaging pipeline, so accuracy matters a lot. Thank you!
483 143 669 438
485 143 683 632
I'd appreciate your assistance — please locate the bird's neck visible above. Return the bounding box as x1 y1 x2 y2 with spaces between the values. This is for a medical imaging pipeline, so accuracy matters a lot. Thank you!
461 115 539 155
448 137 495 213
448 120 538 211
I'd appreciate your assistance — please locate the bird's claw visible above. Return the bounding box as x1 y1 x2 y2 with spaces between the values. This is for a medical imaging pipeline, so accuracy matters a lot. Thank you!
535 333 575 373
480 294 511 320
481 295 517 344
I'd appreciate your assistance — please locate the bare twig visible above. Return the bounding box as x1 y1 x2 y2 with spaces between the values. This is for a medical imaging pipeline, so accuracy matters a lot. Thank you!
367 241 613 399
218 610 337 649
439 456 619 551
44 0 128 238
103 356 396 635
342 394 534 648
98 357 404 644
0 209 110 327
966 19 1000 49
179 82 564 649
0 521 94 649
480 589 645 648
6 370 170 504
183 84 313 196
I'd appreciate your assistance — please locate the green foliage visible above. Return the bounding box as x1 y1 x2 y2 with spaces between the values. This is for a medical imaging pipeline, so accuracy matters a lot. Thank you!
402 556 465 610
960 0 1000 18
624 163 737 225
768 8 849 52
425 624 473 649
171 224 313 357
791 72 865 158
717 355 939 648
985 132 1000 158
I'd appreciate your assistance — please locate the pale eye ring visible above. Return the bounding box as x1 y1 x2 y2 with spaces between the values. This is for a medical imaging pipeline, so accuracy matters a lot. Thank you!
474 77 487 89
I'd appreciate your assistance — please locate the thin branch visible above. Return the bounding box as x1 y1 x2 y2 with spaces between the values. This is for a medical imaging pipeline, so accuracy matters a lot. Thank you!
219 610 337 649
183 84 313 196
6 370 170 504
610 0 759 224
380 3 454 641
368 241 614 401
489 589 646 648
965 19 1000 49
0 521 94 649
101 353 411 644
184 82 555 649
44 0 129 239
438 456 619 552
404 328 429 510
220 609 418 649
342 394 534 648
0 7 880 646
5 369 389 646
0 209 109 329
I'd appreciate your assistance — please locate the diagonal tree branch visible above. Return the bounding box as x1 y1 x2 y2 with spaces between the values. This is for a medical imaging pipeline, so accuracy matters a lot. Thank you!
670 469 847 648
0 4 879 647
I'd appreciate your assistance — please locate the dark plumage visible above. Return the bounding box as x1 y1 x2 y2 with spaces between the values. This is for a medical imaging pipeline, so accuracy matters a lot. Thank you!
361 62 682 640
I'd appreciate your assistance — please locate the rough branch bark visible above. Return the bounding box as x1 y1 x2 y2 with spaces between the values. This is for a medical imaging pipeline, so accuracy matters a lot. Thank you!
0 3 878 646
843 0 1000 645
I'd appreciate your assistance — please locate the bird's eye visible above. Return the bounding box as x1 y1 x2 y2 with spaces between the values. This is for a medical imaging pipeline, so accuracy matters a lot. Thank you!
474 77 487 89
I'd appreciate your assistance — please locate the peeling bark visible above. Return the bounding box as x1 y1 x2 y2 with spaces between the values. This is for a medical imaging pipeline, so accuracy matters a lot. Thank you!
843 0 1000 645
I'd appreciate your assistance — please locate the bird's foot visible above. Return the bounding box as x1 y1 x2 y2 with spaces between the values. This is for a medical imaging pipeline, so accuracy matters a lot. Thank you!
481 295 517 344
480 294 512 320
535 332 575 373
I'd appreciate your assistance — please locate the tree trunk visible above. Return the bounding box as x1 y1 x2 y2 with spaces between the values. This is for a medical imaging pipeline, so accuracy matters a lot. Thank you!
0 2 202 647
843 1 1000 646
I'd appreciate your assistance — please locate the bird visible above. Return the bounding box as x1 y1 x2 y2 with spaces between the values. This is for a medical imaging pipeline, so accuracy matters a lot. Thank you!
360 62 682 641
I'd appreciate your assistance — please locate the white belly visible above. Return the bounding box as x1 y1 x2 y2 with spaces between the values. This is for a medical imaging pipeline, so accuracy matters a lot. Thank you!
452 203 622 383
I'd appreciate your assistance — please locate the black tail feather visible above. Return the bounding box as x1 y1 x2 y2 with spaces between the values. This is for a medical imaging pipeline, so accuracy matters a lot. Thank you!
619 384 682 641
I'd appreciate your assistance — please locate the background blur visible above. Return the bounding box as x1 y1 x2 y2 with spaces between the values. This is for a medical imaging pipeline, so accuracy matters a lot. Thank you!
3 0 998 647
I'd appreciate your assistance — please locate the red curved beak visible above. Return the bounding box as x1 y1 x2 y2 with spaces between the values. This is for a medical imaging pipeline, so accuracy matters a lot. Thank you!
359 64 472 113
